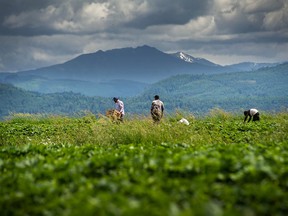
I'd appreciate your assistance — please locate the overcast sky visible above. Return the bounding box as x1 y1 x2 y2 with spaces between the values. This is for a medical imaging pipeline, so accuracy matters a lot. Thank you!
0 0 287 72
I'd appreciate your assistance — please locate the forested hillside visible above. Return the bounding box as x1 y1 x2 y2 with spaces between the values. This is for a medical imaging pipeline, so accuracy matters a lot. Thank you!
0 84 111 119
1 63 287 119
132 63 288 114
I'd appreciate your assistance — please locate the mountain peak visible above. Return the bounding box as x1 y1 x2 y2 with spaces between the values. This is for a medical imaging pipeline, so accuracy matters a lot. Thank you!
136 45 154 49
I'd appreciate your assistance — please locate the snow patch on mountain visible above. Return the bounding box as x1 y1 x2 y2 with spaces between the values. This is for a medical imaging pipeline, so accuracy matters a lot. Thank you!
178 52 194 63
171 52 219 67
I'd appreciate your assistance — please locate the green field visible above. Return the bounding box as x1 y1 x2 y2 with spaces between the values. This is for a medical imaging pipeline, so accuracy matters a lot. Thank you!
1 110 288 216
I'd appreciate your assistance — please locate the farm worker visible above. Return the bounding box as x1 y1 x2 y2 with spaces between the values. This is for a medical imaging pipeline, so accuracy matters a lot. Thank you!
113 97 125 122
244 108 260 122
151 95 164 123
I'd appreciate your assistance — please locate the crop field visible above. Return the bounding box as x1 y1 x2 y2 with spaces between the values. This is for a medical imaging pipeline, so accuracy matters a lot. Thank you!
0 110 288 216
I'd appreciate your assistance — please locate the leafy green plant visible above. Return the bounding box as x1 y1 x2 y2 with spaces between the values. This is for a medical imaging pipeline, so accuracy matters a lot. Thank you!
0 112 288 215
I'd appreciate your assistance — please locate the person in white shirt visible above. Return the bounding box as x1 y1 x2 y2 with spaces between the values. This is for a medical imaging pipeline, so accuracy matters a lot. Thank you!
244 108 260 122
113 97 125 122
151 95 164 123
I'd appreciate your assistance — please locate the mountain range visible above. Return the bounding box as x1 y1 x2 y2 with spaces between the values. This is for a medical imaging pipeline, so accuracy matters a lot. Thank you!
0 45 282 97
1 62 287 119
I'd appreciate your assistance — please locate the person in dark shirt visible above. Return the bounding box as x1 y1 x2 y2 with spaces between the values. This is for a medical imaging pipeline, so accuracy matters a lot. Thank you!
151 95 164 123
244 108 260 122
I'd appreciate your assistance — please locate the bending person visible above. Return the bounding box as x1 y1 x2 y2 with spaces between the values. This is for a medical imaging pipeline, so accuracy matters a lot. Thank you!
244 108 260 123
113 97 125 122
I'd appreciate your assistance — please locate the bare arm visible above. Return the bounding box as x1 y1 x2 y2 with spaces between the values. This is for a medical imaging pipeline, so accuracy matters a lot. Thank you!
161 104 164 117
244 115 248 122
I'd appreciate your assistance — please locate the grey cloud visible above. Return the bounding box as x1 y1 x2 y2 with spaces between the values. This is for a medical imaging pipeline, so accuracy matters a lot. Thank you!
124 0 212 28
1 0 287 36
213 0 288 34
1 0 63 36
0 0 287 71
0 34 86 72
1 0 212 36
242 0 284 14
1 0 108 36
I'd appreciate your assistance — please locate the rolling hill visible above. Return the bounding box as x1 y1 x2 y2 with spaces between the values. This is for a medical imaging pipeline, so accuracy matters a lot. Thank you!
133 63 288 113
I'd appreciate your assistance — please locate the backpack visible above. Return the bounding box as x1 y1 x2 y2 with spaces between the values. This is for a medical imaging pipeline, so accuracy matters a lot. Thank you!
151 102 162 121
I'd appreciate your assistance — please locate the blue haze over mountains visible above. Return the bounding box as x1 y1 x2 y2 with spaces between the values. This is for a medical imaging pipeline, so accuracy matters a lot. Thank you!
0 45 282 97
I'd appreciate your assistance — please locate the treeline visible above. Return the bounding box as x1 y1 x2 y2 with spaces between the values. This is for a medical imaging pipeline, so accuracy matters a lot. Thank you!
0 84 111 119
135 63 288 114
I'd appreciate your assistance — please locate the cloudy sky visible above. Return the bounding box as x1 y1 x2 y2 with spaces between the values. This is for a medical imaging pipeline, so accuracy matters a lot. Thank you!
0 0 287 72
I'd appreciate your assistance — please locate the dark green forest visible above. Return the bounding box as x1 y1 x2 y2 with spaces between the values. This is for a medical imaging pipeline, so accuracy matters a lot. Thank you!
1 63 287 119
0 84 111 119
134 63 288 114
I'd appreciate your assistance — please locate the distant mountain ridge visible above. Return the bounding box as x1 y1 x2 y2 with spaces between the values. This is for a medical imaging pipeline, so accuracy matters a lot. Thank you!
19 45 226 83
0 45 228 96
227 62 280 71
0 45 284 97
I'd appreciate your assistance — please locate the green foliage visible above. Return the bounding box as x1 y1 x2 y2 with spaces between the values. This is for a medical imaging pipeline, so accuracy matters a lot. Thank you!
0 112 288 215
138 63 288 114
0 84 112 119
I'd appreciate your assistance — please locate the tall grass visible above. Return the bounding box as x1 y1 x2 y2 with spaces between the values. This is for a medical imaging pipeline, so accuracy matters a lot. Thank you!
1 110 287 147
